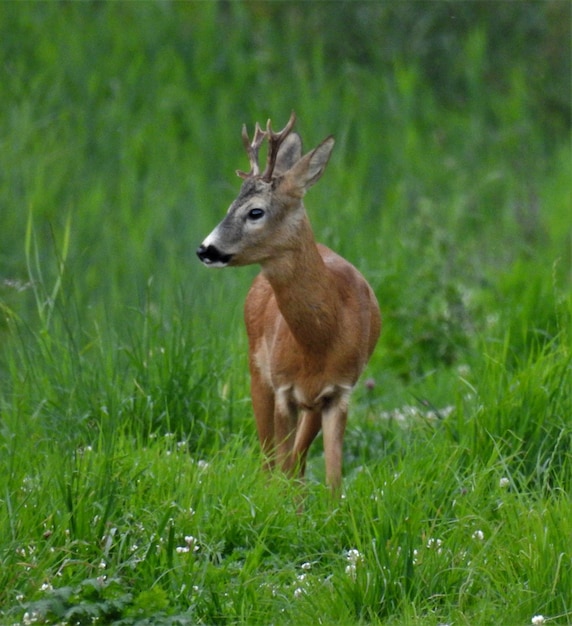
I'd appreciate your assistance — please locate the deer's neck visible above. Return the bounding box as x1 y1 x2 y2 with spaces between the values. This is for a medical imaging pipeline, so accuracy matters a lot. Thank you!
261 213 338 351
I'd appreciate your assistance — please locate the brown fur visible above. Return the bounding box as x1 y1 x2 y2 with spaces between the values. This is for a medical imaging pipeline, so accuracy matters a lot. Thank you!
198 117 381 490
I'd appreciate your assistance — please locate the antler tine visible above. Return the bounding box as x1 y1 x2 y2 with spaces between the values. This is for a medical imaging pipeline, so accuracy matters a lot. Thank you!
236 122 268 179
261 111 297 182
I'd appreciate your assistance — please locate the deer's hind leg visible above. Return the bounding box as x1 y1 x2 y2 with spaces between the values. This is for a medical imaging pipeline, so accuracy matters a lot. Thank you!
290 409 322 480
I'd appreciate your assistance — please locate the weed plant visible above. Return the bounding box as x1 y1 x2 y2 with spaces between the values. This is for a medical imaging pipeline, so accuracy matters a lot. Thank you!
0 3 570 625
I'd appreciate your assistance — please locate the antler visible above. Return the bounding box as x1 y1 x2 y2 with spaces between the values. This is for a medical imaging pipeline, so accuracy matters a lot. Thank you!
236 112 297 181
261 111 296 182
236 122 267 179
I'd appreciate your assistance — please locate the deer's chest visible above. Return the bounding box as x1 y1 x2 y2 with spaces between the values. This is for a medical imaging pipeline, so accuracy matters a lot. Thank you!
254 334 352 412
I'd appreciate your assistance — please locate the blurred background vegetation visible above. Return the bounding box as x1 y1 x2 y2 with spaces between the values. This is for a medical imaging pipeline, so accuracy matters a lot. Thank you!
0 0 570 439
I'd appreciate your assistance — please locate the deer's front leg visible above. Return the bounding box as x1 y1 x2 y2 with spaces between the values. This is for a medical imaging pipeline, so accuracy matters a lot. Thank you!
250 364 276 471
274 388 299 475
322 397 349 492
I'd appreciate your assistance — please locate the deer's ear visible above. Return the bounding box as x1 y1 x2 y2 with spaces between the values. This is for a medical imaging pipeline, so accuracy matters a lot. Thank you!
277 136 335 197
274 133 303 176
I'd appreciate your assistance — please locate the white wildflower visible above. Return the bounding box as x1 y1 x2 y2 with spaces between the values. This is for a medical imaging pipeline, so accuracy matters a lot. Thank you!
426 538 443 554
184 535 200 551
345 548 363 578
294 587 306 598
39 582 52 592
472 530 485 541
346 548 362 564
531 616 545 625
176 536 199 555
301 561 312 571
499 477 510 488
457 363 471 377
22 612 40 625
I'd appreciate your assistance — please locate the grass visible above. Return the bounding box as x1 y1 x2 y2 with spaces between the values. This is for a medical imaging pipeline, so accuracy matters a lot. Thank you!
0 3 571 625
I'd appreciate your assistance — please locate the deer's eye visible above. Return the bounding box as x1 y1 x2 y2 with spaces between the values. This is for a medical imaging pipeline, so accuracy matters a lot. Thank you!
247 208 265 221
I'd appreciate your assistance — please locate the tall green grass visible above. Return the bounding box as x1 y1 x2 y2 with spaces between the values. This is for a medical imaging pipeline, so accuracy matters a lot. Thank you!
0 3 570 625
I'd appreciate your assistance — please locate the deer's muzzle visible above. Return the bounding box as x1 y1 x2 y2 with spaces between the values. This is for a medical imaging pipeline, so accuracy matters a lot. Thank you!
196 244 233 267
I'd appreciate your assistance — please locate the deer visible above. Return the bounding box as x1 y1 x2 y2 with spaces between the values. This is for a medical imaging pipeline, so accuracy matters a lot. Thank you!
197 112 381 491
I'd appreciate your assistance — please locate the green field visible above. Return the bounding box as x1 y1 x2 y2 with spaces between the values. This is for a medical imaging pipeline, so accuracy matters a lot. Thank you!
0 3 570 625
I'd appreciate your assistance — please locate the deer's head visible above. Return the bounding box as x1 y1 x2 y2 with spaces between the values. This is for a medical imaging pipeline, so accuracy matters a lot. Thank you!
197 112 334 268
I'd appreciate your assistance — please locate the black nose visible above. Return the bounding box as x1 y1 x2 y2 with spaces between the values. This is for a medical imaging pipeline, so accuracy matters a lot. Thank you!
196 244 232 266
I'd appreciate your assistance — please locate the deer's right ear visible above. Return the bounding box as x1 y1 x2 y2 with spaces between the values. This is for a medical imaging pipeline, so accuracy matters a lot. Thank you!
278 136 335 198
274 133 303 176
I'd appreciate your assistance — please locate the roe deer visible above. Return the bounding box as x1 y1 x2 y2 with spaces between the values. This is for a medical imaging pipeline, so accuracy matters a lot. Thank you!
197 112 381 490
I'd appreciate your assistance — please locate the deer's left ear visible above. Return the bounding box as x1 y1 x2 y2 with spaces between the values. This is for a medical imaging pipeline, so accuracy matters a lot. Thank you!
277 136 335 197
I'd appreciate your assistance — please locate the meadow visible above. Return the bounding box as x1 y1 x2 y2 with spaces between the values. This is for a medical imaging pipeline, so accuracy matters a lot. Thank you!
0 3 570 625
